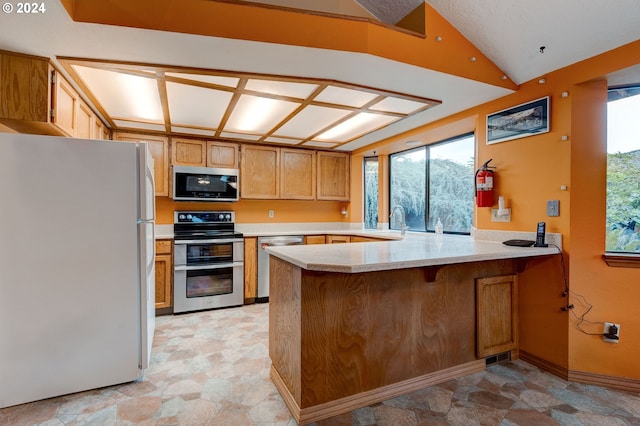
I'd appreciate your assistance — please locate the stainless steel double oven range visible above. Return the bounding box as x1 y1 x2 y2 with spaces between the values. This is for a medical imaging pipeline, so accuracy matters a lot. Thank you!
173 211 244 313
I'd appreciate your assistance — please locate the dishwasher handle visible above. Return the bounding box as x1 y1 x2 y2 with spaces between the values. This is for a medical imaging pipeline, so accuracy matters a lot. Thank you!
260 236 304 249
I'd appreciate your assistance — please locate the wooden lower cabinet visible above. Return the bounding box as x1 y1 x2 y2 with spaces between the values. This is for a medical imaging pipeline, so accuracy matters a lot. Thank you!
304 235 326 245
475 274 518 358
350 236 384 242
244 237 258 301
155 239 173 313
326 234 351 244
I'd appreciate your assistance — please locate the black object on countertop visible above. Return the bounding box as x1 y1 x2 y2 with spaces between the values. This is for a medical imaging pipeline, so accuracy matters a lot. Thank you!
502 239 536 247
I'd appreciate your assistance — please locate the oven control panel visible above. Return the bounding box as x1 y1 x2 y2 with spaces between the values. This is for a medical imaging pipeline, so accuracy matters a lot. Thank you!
175 211 234 224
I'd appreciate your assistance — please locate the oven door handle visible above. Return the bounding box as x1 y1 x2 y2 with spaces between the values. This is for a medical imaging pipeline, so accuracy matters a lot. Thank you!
174 261 244 271
174 239 243 245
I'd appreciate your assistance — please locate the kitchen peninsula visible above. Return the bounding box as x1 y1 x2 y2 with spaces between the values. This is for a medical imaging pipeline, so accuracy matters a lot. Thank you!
265 233 559 424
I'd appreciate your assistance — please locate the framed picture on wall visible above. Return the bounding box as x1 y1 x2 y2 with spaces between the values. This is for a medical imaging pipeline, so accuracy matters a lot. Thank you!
486 96 550 144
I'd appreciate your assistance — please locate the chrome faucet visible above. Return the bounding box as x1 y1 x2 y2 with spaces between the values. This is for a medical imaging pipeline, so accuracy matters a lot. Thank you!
390 205 410 236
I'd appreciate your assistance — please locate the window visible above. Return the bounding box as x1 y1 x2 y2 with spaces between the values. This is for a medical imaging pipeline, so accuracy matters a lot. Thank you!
389 134 475 233
364 157 379 229
606 86 640 254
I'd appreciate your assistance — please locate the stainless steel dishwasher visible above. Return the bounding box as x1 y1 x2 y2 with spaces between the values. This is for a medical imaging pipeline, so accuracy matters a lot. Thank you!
257 235 304 302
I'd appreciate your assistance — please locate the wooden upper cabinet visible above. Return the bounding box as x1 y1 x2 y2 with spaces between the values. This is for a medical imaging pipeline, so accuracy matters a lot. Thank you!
0 51 50 123
280 148 316 200
172 138 239 169
114 132 170 197
207 141 239 169
171 137 206 167
94 119 105 140
53 72 79 137
241 145 280 199
317 151 350 201
76 100 93 139
0 50 106 138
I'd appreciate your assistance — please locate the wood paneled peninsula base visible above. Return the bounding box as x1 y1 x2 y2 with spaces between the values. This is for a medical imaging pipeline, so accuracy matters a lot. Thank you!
266 235 558 424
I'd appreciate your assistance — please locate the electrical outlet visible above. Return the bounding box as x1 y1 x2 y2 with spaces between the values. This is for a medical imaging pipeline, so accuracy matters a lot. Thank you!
603 322 620 343
491 208 511 222
268 209 274 218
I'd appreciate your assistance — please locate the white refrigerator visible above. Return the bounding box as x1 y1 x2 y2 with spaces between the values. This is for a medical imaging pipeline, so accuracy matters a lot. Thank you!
0 133 156 409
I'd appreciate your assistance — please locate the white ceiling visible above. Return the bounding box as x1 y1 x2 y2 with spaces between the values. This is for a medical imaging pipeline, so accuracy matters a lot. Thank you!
0 1 638 152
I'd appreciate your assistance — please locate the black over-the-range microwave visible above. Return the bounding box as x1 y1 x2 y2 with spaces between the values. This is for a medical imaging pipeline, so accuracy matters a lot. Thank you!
172 165 239 202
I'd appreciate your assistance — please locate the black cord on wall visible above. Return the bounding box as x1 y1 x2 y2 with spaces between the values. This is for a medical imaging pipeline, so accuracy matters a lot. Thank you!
549 243 606 336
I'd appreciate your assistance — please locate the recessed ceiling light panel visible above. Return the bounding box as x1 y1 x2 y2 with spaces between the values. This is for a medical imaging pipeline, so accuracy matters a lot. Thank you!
245 79 319 99
225 95 299 133
314 86 379 107
316 112 399 142
275 105 352 138
369 97 428 114
167 82 233 128
73 66 163 121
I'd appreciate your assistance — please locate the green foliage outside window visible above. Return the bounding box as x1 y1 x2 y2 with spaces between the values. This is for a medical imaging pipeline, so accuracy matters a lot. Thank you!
606 150 640 252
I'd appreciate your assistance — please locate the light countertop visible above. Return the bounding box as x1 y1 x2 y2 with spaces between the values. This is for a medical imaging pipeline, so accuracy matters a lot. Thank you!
265 231 561 273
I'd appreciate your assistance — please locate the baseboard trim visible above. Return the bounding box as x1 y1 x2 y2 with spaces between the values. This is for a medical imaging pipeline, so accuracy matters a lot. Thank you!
520 350 640 393
272 359 486 425
569 369 640 393
519 350 569 380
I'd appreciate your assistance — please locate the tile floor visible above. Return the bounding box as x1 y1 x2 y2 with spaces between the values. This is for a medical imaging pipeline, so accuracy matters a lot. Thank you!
1 303 639 425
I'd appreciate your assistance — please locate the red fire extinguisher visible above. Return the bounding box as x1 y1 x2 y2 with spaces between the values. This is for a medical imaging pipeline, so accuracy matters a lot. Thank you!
475 159 495 207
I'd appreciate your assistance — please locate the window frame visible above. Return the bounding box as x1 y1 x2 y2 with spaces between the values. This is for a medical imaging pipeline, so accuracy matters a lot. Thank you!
603 84 640 266
363 156 379 230
388 132 475 235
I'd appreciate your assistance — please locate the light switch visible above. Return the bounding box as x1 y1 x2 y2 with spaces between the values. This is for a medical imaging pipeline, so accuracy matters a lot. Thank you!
547 200 559 217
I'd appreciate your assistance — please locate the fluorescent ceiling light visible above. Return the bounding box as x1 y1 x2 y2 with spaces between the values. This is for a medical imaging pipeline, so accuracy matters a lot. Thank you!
275 105 352 138
245 79 319 98
370 97 427 114
314 86 379 107
65 60 441 149
317 112 399 142
165 72 239 88
166 82 233 128
72 65 163 121
226 95 299 133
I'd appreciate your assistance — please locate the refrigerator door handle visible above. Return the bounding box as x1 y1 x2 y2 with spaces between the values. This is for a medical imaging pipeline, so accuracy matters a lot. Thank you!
138 220 155 371
137 143 156 222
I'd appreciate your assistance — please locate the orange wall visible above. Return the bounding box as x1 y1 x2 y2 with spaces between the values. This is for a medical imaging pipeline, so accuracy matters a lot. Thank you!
353 40 640 379
156 197 347 225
